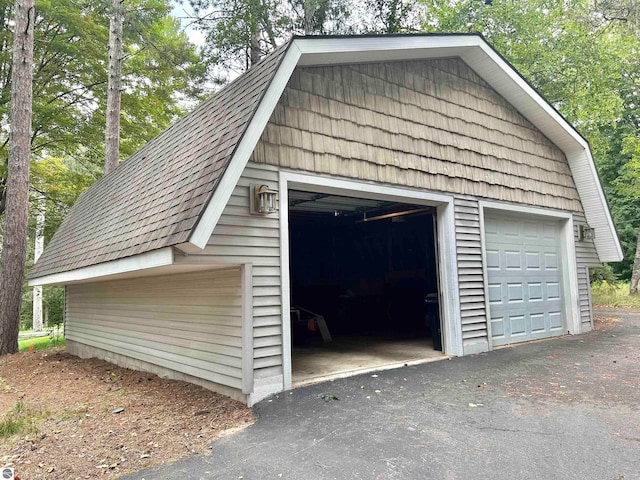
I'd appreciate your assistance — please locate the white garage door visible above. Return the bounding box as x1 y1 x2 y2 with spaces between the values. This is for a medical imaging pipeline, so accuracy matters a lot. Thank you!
485 214 565 346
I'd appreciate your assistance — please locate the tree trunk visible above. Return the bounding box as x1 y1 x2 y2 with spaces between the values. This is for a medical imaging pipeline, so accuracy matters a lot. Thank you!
630 230 640 294
303 0 314 34
104 0 124 175
0 0 35 355
32 195 44 331
250 29 261 67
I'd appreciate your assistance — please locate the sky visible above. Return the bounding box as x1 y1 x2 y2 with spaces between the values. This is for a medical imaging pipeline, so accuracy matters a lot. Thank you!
170 1 207 46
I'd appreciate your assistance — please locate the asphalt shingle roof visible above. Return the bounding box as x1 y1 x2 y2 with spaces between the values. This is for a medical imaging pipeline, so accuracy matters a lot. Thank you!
29 42 290 279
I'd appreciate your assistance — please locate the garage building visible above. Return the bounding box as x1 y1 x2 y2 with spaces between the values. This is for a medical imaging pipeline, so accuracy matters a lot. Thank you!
29 34 622 406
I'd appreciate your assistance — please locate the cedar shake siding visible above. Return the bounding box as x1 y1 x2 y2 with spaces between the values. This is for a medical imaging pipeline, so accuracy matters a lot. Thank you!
251 59 582 212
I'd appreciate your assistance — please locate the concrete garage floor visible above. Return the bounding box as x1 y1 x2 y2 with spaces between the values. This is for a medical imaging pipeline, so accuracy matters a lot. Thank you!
292 336 446 386
125 307 640 480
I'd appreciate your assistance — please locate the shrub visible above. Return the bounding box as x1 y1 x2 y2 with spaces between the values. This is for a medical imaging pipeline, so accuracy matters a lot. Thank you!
591 281 640 307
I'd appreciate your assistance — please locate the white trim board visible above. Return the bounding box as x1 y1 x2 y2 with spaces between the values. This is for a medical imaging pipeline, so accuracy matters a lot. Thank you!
279 171 464 388
241 263 255 394
28 247 175 286
479 200 573 220
479 201 581 348
278 175 292 391
282 170 452 205
189 43 303 249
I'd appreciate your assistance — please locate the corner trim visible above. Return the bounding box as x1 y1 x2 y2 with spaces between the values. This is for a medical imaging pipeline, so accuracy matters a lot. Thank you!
437 201 464 356
278 173 293 390
241 264 255 394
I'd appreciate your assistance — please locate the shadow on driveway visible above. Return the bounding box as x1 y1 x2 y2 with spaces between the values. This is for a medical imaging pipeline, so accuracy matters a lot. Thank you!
124 308 640 480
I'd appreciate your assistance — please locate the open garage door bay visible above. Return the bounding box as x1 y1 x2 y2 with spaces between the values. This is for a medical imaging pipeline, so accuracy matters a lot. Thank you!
485 214 566 347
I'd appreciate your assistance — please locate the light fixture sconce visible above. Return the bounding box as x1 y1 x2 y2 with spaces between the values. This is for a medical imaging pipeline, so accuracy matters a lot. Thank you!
578 224 595 241
250 184 278 215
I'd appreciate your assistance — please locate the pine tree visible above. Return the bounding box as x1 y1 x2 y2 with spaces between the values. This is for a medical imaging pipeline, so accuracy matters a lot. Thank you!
0 0 35 355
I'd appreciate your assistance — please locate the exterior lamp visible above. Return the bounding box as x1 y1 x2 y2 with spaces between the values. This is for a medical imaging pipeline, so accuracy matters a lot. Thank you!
578 224 595 241
251 184 278 215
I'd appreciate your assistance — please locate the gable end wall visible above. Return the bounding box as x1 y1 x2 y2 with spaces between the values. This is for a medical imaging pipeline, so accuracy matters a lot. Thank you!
252 58 583 213
249 58 597 353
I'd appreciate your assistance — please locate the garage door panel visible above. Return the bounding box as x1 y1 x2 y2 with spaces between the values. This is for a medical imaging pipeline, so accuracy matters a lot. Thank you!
528 282 543 301
549 311 564 330
545 252 559 270
486 249 500 269
490 316 505 337
485 214 566 346
505 250 521 269
525 252 542 270
530 313 546 332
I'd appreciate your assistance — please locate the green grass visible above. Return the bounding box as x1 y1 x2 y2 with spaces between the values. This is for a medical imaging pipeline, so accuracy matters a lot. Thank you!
591 281 640 308
0 399 41 438
18 334 65 352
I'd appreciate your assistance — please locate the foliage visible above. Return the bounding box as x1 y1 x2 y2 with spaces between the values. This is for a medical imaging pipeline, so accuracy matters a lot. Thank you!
18 331 65 352
589 264 618 284
364 0 424 33
0 0 206 229
591 280 640 307
20 285 64 331
30 157 97 241
186 0 354 75
185 0 424 75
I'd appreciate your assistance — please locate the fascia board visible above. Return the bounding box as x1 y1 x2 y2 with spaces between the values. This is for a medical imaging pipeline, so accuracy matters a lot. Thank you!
28 247 174 286
188 43 303 249
294 35 480 65
567 150 623 262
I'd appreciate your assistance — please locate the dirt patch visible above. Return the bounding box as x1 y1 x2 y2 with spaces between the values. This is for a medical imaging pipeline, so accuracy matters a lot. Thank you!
0 348 254 479
501 311 640 406
593 313 622 331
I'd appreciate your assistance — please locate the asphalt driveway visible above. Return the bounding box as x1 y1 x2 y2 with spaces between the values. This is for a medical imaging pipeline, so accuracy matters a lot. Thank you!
124 308 640 480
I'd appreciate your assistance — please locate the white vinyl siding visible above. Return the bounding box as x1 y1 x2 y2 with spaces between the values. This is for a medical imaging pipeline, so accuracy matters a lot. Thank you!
65 268 243 391
187 162 283 391
573 212 600 331
454 197 488 353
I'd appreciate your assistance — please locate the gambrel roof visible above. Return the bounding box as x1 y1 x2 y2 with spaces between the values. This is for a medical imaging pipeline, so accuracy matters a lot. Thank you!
30 34 622 285
29 43 290 280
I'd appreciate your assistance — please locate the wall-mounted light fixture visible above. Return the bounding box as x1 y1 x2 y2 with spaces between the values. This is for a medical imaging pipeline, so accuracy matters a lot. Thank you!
250 184 278 215
578 224 595 242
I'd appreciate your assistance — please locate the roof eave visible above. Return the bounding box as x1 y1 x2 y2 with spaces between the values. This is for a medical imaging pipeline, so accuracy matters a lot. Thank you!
28 247 175 286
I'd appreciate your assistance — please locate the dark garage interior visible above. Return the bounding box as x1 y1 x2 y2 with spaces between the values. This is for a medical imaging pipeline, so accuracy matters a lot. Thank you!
288 190 445 384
